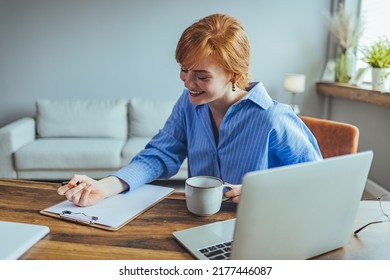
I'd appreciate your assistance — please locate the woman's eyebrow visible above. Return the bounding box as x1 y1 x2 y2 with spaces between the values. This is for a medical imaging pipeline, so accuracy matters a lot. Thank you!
192 69 211 74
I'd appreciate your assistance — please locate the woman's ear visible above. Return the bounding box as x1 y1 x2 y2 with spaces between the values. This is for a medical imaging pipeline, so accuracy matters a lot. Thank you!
231 73 242 84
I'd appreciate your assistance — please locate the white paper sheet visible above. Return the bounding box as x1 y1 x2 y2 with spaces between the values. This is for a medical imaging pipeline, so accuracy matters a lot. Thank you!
42 184 174 229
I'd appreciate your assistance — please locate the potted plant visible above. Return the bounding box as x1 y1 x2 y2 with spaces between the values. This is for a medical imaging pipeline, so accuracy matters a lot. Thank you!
325 3 363 83
361 37 390 92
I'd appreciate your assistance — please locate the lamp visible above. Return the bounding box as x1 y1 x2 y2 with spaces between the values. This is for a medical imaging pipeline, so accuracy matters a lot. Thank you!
283 74 306 114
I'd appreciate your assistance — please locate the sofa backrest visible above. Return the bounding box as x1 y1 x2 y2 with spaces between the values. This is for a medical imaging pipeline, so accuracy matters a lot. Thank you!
36 99 128 139
128 98 175 137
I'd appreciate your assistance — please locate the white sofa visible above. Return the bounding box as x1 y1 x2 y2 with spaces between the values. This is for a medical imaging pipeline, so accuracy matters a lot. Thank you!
0 98 188 181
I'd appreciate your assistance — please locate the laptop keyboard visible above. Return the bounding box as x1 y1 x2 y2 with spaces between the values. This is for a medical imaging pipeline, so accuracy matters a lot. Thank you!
198 241 232 260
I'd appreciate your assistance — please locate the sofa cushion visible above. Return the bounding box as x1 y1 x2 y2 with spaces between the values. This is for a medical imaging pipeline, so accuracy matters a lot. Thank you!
121 137 150 166
15 138 125 170
129 98 175 137
36 99 128 139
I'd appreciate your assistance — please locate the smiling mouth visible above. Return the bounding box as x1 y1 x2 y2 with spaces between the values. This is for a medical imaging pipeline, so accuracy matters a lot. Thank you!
189 90 205 97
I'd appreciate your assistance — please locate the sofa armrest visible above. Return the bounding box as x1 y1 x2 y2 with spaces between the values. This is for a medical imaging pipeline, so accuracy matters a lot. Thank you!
0 118 36 178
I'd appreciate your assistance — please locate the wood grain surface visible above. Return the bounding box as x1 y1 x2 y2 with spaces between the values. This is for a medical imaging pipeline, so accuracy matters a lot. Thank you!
0 179 236 260
1 179 390 260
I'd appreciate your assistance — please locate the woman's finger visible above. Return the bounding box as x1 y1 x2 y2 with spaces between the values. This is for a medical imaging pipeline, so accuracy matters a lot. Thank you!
69 175 82 186
57 185 69 195
64 182 87 201
225 187 240 197
232 196 240 203
57 177 81 195
78 186 92 207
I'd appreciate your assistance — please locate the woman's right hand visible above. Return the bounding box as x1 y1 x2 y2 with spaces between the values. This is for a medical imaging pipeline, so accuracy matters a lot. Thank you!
57 175 106 207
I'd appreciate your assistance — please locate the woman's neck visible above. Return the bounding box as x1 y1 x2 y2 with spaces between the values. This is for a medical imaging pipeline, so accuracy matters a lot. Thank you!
208 89 247 128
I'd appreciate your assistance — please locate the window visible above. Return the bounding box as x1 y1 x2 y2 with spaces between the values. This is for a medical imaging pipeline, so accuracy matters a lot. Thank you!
357 0 390 82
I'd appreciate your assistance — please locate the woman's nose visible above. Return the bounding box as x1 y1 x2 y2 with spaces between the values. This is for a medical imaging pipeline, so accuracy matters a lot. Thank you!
183 72 195 88
184 79 192 89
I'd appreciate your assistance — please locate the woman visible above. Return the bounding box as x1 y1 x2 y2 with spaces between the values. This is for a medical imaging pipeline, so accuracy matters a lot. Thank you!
58 14 322 206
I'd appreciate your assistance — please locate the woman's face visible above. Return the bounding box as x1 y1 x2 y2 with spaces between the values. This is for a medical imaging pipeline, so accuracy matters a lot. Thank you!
179 55 233 106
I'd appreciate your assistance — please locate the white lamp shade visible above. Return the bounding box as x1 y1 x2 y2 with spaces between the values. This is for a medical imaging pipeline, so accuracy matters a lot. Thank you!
284 74 306 93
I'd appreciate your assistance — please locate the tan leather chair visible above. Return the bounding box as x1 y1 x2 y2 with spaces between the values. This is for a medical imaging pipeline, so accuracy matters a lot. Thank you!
299 115 359 159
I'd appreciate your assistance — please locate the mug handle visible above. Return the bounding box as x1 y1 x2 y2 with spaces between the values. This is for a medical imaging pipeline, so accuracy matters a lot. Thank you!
222 185 233 201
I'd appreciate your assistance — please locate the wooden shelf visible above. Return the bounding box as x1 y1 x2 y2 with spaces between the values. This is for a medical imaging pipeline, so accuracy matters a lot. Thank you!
316 82 390 108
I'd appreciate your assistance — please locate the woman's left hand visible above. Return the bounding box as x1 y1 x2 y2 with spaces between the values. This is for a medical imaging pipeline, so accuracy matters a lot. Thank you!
223 183 242 203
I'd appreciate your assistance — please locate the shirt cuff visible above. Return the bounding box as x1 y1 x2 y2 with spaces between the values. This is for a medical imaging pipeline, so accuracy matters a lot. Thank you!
111 162 152 191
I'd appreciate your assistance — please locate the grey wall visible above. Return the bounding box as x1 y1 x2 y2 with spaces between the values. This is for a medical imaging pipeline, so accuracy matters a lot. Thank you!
0 0 329 125
7 1 388 190
327 98 390 192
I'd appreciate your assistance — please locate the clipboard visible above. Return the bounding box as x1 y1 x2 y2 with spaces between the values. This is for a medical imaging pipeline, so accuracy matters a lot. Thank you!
40 184 174 231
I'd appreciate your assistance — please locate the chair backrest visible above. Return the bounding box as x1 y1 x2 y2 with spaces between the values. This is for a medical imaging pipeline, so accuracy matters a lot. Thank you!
299 115 359 158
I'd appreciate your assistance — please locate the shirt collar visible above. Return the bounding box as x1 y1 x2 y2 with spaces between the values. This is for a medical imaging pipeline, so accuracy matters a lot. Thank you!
242 82 274 110
192 81 274 111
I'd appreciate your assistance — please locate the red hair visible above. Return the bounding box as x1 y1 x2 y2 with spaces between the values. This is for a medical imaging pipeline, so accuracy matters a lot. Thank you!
175 14 251 89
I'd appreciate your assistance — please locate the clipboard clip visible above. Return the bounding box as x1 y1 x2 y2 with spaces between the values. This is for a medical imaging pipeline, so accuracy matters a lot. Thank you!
60 210 98 224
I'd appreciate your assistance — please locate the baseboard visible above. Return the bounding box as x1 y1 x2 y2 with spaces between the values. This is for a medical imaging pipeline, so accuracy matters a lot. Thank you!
365 178 389 197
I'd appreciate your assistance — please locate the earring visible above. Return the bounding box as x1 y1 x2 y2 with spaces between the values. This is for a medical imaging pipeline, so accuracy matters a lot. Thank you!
232 82 236 92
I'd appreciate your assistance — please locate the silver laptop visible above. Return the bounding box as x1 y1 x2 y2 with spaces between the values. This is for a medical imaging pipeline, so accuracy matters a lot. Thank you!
173 151 373 260
0 221 50 260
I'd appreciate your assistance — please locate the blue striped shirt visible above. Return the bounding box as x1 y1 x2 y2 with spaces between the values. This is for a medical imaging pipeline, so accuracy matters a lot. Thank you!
113 82 322 190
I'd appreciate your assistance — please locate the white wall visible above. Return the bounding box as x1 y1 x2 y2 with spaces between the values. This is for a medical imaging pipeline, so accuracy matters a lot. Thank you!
0 0 329 125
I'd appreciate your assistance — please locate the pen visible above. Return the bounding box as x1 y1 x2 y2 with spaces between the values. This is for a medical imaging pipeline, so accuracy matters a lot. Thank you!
61 181 80 186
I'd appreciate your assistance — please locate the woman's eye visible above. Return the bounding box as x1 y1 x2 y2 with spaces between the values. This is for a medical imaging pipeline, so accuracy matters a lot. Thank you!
197 76 209 81
181 68 189 73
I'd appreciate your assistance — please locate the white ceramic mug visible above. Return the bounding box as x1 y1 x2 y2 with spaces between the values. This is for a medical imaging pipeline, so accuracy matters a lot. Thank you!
185 176 231 216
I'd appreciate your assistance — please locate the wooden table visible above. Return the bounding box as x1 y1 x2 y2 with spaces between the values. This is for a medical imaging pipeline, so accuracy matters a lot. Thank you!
1 179 389 260
0 179 236 260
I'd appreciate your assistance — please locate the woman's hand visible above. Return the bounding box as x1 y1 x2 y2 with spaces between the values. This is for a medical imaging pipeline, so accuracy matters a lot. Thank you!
223 183 242 203
57 175 105 207
57 175 129 207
